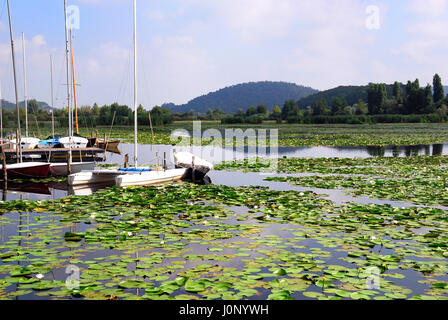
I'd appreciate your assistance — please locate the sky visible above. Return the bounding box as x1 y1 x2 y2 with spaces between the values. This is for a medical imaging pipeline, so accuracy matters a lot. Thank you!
0 0 447 109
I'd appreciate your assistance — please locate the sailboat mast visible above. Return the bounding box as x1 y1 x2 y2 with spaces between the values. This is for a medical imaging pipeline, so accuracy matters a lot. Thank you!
134 0 138 167
22 33 28 137
70 28 79 135
64 0 73 167
6 0 22 163
50 55 55 138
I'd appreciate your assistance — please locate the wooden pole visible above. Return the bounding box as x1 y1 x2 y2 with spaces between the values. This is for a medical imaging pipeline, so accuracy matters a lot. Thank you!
192 156 195 182
124 154 129 169
67 152 72 175
1 145 7 184
15 129 19 164
163 152 167 171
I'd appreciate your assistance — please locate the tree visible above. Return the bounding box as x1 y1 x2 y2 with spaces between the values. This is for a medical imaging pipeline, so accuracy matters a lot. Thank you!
246 106 257 117
367 83 387 114
393 82 402 101
272 105 282 123
281 100 300 120
256 104 269 117
331 97 348 115
304 106 313 117
355 99 368 115
313 98 330 116
433 74 445 106
423 84 435 114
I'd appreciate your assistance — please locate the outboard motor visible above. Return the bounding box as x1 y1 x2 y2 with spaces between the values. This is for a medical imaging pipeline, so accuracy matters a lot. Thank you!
174 151 213 184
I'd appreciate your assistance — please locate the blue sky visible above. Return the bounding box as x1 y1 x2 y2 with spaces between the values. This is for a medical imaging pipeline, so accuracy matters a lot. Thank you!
0 0 448 109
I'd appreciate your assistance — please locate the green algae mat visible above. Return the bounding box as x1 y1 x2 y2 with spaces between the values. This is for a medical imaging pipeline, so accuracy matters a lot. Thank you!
1 182 447 300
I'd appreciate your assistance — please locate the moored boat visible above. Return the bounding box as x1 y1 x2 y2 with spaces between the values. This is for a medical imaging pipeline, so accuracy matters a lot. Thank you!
115 168 187 187
50 162 95 177
38 135 88 149
0 162 50 179
97 139 122 154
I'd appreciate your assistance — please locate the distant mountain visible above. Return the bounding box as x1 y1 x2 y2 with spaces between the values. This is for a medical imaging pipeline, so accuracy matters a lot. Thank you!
0 99 51 111
164 81 318 114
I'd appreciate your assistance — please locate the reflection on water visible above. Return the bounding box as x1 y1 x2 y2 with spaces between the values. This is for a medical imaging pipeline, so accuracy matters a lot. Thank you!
366 144 444 157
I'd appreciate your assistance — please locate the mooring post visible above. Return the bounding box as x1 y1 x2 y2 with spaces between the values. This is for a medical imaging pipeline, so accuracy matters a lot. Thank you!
192 156 195 182
67 153 72 175
163 152 167 171
1 145 7 184
15 129 19 163
124 154 129 169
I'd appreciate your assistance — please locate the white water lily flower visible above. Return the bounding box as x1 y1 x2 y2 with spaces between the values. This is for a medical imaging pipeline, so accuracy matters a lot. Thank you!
299 192 305 196
128 221 136 225
370 236 377 241
90 214 96 219
127 232 133 237
36 274 44 280
392 220 399 224
202 220 209 225
160 241 165 245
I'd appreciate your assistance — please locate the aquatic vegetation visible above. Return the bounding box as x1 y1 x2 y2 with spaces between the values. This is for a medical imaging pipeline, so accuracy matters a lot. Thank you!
1 184 447 300
217 156 448 207
49 123 448 147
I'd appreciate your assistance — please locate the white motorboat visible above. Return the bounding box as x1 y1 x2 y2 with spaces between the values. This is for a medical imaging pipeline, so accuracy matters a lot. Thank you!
115 168 186 187
8 137 41 150
67 169 124 186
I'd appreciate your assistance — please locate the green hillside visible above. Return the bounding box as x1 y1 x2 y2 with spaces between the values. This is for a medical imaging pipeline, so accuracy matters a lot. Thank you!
164 81 318 114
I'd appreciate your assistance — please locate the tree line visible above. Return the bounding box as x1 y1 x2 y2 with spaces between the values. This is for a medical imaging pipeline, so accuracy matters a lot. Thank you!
2 74 447 130
221 74 448 124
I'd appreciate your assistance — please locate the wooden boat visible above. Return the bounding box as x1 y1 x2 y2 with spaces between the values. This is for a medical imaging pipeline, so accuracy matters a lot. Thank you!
0 162 51 179
97 139 122 154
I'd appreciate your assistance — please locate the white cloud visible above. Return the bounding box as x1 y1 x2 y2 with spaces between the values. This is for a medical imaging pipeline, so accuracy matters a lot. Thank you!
410 0 448 17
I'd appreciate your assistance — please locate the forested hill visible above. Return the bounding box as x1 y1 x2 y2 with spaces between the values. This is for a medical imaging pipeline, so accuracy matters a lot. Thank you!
0 99 51 111
163 81 318 114
297 85 398 108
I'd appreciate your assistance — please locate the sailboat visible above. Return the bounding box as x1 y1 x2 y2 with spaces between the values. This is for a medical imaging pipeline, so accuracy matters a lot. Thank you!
20 33 40 150
45 6 94 177
68 0 210 187
1 0 50 179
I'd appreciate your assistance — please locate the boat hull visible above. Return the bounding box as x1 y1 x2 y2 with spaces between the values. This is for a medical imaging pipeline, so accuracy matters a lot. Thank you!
115 169 187 187
68 170 124 186
50 162 96 177
98 140 122 154
0 162 51 179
